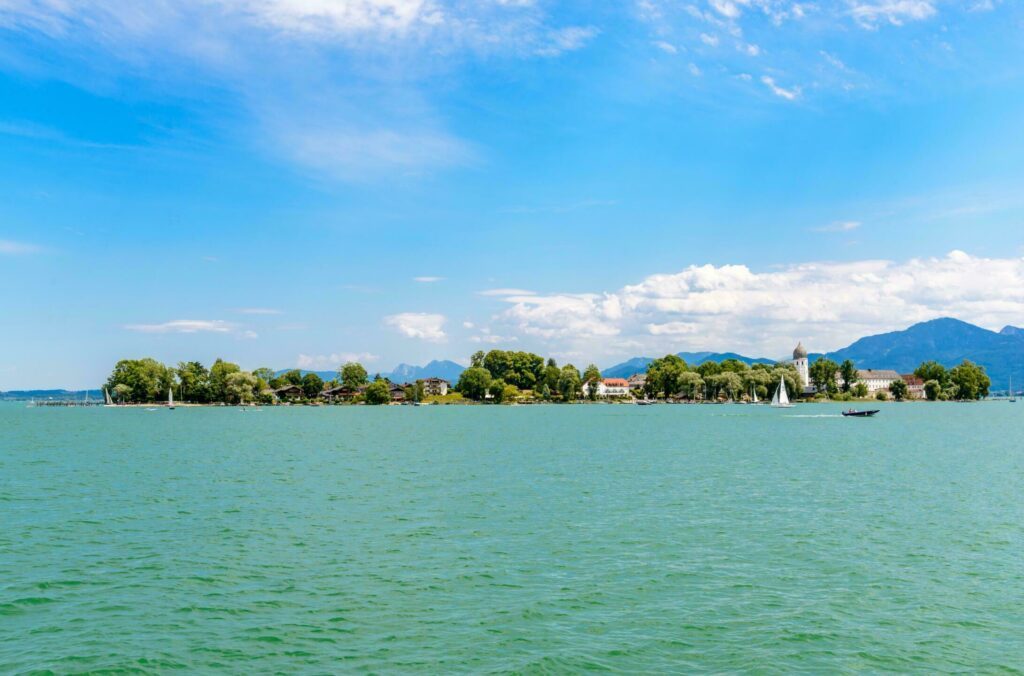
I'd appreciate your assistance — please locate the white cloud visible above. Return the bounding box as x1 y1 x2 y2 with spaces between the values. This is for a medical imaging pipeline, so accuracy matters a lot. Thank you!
236 307 283 315
534 25 599 57
297 352 380 369
689 62 703 76
413 276 443 283
384 312 447 341
700 32 719 46
478 288 536 296
847 0 936 27
653 40 677 54
124 319 236 333
489 251 1024 359
278 126 475 181
813 220 861 233
744 43 760 56
468 327 518 344
761 75 801 100
0 239 41 255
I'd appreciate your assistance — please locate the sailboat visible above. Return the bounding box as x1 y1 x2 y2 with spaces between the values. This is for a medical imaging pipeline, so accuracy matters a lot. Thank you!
752 386 759 404
1010 376 1016 403
770 375 794 408
167 388 175 410
104 388 115 407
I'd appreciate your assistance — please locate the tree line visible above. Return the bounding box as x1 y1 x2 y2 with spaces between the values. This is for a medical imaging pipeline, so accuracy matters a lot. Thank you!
103 351 992 405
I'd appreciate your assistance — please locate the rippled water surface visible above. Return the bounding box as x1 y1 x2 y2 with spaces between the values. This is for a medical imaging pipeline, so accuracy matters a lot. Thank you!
2 402 1023 672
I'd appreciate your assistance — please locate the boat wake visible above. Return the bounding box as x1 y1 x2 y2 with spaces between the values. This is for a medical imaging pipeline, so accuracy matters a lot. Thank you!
783 414 843 418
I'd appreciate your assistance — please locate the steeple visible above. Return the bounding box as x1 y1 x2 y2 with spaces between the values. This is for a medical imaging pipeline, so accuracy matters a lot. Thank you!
793 342 808 360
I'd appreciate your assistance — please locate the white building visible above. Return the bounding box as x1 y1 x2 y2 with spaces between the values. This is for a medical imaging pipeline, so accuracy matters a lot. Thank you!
857 369 901 393
422 377 449 397
583 378 631 398
792 342 810 391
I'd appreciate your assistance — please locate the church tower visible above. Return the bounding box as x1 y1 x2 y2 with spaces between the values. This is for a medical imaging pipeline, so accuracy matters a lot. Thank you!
792 342 810 391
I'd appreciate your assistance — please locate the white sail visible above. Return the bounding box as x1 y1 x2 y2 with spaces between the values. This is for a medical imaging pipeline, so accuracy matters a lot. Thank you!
168 388 174 408
104 388 113 405
752 387 759 403
771 375 792 407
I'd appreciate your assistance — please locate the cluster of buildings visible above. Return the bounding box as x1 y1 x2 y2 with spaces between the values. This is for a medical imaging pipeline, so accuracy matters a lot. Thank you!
271 377 450 403
791 343 924 398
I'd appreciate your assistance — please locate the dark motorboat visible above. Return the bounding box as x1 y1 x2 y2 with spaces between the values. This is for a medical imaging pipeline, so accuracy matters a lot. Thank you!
842 409 880 417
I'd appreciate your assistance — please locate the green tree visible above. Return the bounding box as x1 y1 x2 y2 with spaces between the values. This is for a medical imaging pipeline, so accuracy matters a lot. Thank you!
853 381 869 398
948 360 990 400
209 359 241 403
488 378 508 403
404 380 425 403
105 358 174 403
839 359 858 393
889 378 908 401
340 362 369 390
713 371 743 400
646 354 688 398
364 379 392 405
176 361 210 403
557 364 582 402
302 372 324 399
915 361 948 386
226 371 258 404
113 383 131 403
875 390 889 401
809 358 839 395
457 367 492 401
923 379 942 401
583 364 602 401
281 369 303 386
470 351 486 368
679 371 704 400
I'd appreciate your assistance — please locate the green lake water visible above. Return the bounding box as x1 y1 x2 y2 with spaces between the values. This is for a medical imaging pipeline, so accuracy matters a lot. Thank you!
2 402 1023 673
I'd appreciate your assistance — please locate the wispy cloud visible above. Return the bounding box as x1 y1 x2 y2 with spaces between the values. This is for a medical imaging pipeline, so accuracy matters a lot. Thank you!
761 75 801 100
235 307 283 315
812 220 862 233
848 0 936 28
0 239 42 255
384 312 447 341
124 319 235 333
478 288 537 297
413 276 443 283
297 352 380 370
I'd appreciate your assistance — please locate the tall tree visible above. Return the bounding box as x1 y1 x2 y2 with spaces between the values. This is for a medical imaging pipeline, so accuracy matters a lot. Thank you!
889 378 908 401
209 359 241 402
456 367 492 401
839 359 859 393
557 364 582 402
302 373 324 399
809 358 839 395
226 371 258 404
340 362 369 390
364 379 392 405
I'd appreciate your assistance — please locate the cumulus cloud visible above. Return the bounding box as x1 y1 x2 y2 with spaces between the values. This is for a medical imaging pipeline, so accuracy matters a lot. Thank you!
297 352 380 369
124 319 236 333
385 312 447 341
489 251 1024 359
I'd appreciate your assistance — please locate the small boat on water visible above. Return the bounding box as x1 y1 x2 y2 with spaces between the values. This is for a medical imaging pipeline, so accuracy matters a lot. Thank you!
167 388 175 410
636 399 655 406
770 375 794 408
842 409 880 417
1010 376 1016 403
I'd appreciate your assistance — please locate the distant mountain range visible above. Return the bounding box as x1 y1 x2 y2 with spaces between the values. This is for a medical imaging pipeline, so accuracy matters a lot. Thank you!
0 389 103 401
602 352 774 378
277 359 465 385
820 318 1024 388
601 318 1024 389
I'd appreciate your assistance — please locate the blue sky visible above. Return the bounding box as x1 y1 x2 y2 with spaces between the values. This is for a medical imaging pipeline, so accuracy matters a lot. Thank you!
2 0 1024 388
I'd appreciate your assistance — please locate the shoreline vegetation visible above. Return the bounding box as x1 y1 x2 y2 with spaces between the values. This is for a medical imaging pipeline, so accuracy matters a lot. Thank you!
97 350 994 407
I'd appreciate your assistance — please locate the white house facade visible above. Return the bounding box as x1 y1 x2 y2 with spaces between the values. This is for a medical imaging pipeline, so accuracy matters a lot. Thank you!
583 378 631 397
